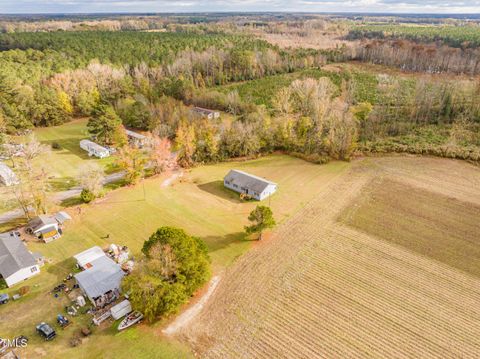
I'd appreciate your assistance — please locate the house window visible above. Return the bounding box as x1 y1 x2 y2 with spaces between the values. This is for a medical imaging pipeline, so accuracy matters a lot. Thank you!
30 267 37 273
233 184 238 189
225 181 230 185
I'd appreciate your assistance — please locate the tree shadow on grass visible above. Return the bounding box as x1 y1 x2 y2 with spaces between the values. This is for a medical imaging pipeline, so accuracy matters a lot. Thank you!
42 138 92 160
46 257 77 282
61 196 83 208
201 231 257 253
49 176 78 192
197 181 241 204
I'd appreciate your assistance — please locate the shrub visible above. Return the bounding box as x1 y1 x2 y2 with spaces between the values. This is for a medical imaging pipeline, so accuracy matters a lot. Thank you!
51 142 61 150
80 188 95 203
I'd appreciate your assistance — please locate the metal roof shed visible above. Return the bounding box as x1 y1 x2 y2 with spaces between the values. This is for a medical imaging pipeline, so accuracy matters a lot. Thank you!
73 246 106 269
74 256 125 301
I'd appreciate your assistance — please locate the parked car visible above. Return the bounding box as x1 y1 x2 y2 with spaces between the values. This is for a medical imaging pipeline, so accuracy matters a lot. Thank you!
36 322 56 341
0 293 9 304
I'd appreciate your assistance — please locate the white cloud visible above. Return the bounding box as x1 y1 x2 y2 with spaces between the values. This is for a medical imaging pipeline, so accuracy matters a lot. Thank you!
0 0 479 13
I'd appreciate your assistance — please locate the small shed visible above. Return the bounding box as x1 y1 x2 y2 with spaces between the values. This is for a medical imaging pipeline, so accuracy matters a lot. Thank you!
26 215 61 243
74 256 125 307
79 140 110 159
73 246 106 269
54 211 72 225
125 130 148 148
110 299 132 320
191 107 220 120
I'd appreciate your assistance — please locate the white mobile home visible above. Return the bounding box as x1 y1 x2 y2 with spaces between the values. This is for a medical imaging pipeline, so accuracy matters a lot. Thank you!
224 170 277 201
80 140 110 159
0 232 40 287
0 162 18 187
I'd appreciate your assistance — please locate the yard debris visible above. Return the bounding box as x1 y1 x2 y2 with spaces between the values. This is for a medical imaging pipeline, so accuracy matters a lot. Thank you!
57 314 71 328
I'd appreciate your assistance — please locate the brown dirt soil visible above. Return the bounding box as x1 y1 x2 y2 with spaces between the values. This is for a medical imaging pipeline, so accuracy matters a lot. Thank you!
181 156 480 358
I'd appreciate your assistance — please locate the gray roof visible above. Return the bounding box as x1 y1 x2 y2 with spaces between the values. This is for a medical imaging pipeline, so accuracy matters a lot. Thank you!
0 232 36 278
74 256 125 299
224 170 277 193
54 211 72 224
125 130 146 140
27 215 57 232
80 140 109 153
192 107 219 115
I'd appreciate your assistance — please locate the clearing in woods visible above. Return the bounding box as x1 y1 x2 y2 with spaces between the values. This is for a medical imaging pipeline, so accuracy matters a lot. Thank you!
182 156 480 358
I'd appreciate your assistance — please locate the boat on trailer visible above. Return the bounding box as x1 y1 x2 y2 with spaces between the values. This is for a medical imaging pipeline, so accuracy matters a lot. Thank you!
118 311 143 331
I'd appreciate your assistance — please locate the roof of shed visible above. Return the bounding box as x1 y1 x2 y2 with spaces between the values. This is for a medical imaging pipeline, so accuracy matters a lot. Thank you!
0 232 36 278
74 256 125 298
27 215 57 233
125 129 147 140
224 170 277 193
73 246 106 268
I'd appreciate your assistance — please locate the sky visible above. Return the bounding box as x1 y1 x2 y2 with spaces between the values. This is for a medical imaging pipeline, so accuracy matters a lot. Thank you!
0 0 479 14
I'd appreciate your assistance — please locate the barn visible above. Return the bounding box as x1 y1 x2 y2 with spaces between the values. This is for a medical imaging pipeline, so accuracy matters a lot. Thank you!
224 170 277 201
0 232 40 287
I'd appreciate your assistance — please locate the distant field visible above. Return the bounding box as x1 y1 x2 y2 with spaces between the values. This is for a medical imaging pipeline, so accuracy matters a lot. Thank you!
0 154 349 358
216 68 343 108
349 24 480 48
184 156 480 358
340 178 480 277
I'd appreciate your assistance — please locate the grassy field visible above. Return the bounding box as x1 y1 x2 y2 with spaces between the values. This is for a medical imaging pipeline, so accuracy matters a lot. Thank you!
34 118 116 183
0 119 115 215
184 156 480 358
0 154 349 358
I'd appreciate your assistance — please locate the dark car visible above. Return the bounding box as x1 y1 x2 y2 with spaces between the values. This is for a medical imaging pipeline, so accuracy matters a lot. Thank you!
0 293 9 304
36 322 56 341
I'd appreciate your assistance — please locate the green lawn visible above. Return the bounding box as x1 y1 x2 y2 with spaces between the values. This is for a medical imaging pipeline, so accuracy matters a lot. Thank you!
0 154 349 358
34 118 116 185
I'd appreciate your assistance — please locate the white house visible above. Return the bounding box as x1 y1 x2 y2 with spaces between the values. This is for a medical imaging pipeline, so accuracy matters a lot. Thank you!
0 162 18 187
191 107 220 120
0 232 40 287
79 140 110 159
74 253 125 307
26 215 61 243
224 170 277 201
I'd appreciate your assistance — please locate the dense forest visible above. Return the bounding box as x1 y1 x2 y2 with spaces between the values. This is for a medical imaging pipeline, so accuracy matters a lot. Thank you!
1 15 479 165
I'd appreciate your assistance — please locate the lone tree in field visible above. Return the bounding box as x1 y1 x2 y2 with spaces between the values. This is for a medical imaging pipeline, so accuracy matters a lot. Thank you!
122 227 210 323
78 163 105 203
245 205 276 240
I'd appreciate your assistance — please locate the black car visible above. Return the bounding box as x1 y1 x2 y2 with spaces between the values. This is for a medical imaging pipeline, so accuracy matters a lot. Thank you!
36 322 56 341
0 293 9 305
